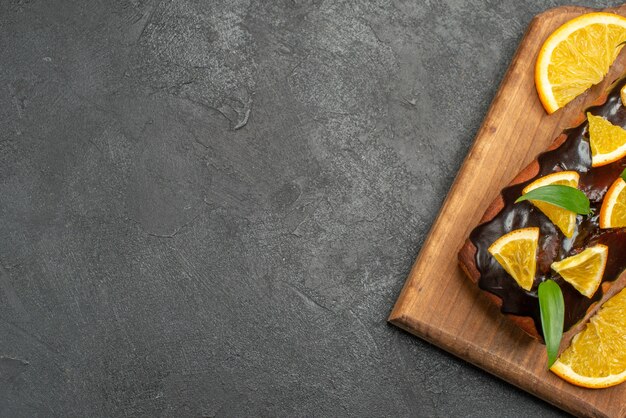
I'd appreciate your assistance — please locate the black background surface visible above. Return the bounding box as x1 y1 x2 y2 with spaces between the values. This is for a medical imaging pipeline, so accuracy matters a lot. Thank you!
1 1 619 416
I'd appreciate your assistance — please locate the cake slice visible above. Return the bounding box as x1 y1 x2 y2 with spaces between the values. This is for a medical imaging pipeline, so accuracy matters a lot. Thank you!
459 77 626 342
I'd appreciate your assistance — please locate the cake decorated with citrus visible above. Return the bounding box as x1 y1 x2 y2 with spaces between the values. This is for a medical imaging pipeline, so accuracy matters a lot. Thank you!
459 11 626 389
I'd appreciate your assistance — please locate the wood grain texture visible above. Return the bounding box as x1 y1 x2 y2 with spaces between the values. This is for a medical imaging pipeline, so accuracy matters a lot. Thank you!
389 5 626 418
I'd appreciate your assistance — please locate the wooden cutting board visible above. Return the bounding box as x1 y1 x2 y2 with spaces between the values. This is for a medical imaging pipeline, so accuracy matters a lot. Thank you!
389 5 626 418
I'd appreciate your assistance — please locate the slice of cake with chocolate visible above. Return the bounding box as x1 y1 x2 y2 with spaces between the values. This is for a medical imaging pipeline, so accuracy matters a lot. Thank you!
458 77 626 342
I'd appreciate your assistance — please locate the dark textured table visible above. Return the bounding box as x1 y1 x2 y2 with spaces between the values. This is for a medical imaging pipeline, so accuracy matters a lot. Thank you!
1 1 620 416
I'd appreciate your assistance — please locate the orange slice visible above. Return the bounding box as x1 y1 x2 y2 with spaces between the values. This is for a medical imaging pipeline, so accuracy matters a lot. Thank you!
550 244 608 298
551 287 626 388
600 176 626 228
535 12 626 114
522 171 579 238
488 228 539 291
587 113 626 166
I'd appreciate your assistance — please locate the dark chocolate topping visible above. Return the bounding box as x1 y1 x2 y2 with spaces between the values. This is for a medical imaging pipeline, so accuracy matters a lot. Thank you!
470 79 626 338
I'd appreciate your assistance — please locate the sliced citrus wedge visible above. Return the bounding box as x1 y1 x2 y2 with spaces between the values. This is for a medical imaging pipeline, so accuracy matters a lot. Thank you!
600 177 626 228
535 12 626 114
551 287 626 388
522 171 579 238
488 227 539 291
550 244 608 298
587 113 626 166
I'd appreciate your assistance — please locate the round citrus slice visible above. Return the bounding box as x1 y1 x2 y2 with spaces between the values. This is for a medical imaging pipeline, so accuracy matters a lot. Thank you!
551 287 626 388
535 12 626 114
587 113 626 166
550 244 608 298
488 227 539 291
600 176 626 228
522 171 579 238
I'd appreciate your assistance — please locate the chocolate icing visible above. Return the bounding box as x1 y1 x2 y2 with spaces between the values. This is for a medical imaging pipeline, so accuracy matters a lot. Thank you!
470 80 626 338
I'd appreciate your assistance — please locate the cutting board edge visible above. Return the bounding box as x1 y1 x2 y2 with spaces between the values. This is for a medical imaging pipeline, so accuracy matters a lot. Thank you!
388 311 609 418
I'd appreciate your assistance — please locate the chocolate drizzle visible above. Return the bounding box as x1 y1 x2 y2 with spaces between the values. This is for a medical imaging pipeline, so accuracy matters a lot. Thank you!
470 79 626 338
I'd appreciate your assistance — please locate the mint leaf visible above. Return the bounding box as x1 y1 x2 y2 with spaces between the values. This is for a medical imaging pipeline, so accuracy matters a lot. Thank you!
621 168 626 181
515 184 590 215
538 280 565 369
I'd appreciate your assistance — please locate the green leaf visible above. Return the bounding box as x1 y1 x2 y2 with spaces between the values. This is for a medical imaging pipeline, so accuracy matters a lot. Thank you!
538 280 564 369
621 168 626 181
515 185 590 215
